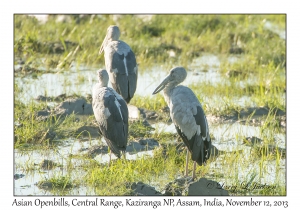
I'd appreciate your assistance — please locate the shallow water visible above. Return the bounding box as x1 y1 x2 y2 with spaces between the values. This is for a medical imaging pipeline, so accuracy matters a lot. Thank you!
14 144 94 195
14 137 157 196
150 122 177 134
16 52 283 112
152 121 285 150
14 151 154 196
14 166 95 195
15 54 242 103
211 123 285 145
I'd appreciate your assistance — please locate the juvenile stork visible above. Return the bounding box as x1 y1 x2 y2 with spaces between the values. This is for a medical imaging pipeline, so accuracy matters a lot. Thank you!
99 25 138 103
92 69 128 165
152 67 211 180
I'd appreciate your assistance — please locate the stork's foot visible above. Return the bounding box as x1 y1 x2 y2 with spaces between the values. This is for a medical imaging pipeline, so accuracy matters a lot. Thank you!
183 176 196 184
187 176 197 183
122 151 127 161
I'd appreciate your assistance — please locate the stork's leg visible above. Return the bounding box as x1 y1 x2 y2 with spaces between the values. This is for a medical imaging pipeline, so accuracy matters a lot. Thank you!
108 150 112 167
192 161 197 180
122 151 126 160
185 149 189 177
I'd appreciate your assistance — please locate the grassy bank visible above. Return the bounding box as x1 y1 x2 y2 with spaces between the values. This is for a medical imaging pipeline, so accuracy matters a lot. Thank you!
14 14 285 71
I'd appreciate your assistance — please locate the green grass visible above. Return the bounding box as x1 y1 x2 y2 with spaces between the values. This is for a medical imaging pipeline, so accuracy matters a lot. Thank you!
14 14 285 72
84 144 193 195
14 98 85 147
36 175 76 195
131 94 167 111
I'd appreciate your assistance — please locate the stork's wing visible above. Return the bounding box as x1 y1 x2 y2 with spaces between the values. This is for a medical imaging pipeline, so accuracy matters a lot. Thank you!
192 134 205 165
107 50 137 103
102 94 127 146
193 106 209 141
193 105 211 161
103 94 123 122
124 50 138 100
116 96 128 146
92 91 128 151
109 52 129 99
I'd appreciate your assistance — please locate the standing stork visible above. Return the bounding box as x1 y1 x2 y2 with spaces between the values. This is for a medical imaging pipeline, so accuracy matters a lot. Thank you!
152 67 211 180
92 69 128 165
99 25 138 103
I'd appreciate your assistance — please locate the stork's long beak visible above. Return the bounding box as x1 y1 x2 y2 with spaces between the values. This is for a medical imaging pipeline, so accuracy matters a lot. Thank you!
99 34 108 55
152 75 171 95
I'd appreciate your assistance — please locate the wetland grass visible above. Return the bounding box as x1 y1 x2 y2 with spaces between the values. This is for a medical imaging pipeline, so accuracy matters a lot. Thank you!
36 175 75 191
128 120 153 139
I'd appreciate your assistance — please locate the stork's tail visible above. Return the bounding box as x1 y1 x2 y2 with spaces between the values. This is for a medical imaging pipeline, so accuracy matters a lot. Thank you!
104 138 126 158
192 135 212 166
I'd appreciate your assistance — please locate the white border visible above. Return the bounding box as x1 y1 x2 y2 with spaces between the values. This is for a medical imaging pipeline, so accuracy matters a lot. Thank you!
2 0 298 209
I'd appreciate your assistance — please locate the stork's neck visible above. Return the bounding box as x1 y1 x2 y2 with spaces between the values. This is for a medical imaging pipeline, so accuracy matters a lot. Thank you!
107 38 116 43
165 81 180 93
163 83 177 106
103 38 120 51
103 39 111 49
107 33 119 42
111 37 119 41
98 80 108 88
163 84 173 94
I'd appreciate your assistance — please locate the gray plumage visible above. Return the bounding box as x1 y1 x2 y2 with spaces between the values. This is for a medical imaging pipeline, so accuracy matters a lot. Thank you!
152 67 211 179
92 69 128 158
99 25 138 103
